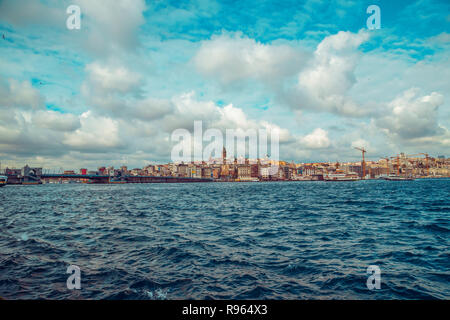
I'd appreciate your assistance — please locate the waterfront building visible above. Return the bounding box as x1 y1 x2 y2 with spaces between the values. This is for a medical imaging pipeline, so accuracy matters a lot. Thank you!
220 163 230 180
251 164 259 178
120 166 128 175
130 168 141 176
177 164 188 177
212 167 220 179
168 163 178 176
302 165 315 176
160 165 170 177
143 165 154 175
4 168 21 176
193 165 202 178
260 166 270 180
202 167 212 178
187 165 200 178
22 165 42 177
349 165 362 177
282 166 293 180
237 164 252 181
21 165 42 184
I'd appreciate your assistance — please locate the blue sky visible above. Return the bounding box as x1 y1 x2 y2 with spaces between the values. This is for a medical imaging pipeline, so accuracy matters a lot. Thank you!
0 0 449 169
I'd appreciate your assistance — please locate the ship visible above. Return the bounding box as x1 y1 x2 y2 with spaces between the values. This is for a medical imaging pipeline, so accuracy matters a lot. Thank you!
22 180 42 185
109 177 127 184
324 170 360 181
0 175 7 187
382 174 415 181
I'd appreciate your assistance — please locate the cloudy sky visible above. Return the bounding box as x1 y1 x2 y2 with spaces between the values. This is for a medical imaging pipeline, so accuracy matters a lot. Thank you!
0 0 449 170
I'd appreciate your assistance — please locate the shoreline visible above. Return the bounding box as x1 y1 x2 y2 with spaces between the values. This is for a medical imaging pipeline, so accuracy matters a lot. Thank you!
2 176 449 186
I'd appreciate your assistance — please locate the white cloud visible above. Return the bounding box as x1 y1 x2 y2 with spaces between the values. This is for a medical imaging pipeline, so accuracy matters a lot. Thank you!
214 104 256 130
33 110 81 132
160 92 222 132
300 128 331 149
0 0 64 27
193 30 373 117
81 61 144 115
83 62 142 94
292 30 370 116
162 92 292 145
0 109 70 158
376 88 445 140
63 111 122 151
132 98 174 121
0 78 44 110
351 138 370 150
194 32 306 85
75 0 147 55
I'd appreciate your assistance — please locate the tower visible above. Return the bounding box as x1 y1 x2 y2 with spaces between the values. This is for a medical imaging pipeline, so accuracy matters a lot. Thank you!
222 147 227 164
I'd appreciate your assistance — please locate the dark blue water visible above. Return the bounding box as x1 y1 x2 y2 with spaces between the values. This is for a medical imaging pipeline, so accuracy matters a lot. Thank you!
0 180 449 299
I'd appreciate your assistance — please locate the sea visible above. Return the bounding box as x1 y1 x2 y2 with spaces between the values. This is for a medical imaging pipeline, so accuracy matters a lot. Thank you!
0 179 449 299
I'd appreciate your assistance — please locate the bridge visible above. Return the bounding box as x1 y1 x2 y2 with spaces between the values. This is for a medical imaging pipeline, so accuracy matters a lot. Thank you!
40 174 109 184
39 174 213 184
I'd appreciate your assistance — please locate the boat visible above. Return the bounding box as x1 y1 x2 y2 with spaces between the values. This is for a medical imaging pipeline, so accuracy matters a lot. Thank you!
0 175 7 187
109 177 127 184
324 170 360 181
62 180 81 184
22 181 42 185
292 176 314 181
382 175 415 181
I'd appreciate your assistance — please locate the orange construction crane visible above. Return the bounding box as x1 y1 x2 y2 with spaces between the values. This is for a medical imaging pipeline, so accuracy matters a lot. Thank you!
354 147 367 179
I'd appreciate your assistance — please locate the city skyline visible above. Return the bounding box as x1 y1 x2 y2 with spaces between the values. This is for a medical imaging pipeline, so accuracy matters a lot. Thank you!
0 0 449 169
0 148 447 172
2 148 448 179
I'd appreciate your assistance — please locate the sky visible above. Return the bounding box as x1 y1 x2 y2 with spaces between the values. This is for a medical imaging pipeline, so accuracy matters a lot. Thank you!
0 0 449 170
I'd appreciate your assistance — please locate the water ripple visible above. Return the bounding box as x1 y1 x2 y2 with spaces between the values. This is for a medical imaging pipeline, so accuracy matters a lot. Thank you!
0 179 449 299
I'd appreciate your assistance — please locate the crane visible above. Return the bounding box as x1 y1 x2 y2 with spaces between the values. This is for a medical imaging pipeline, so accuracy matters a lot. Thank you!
354 147 367 179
